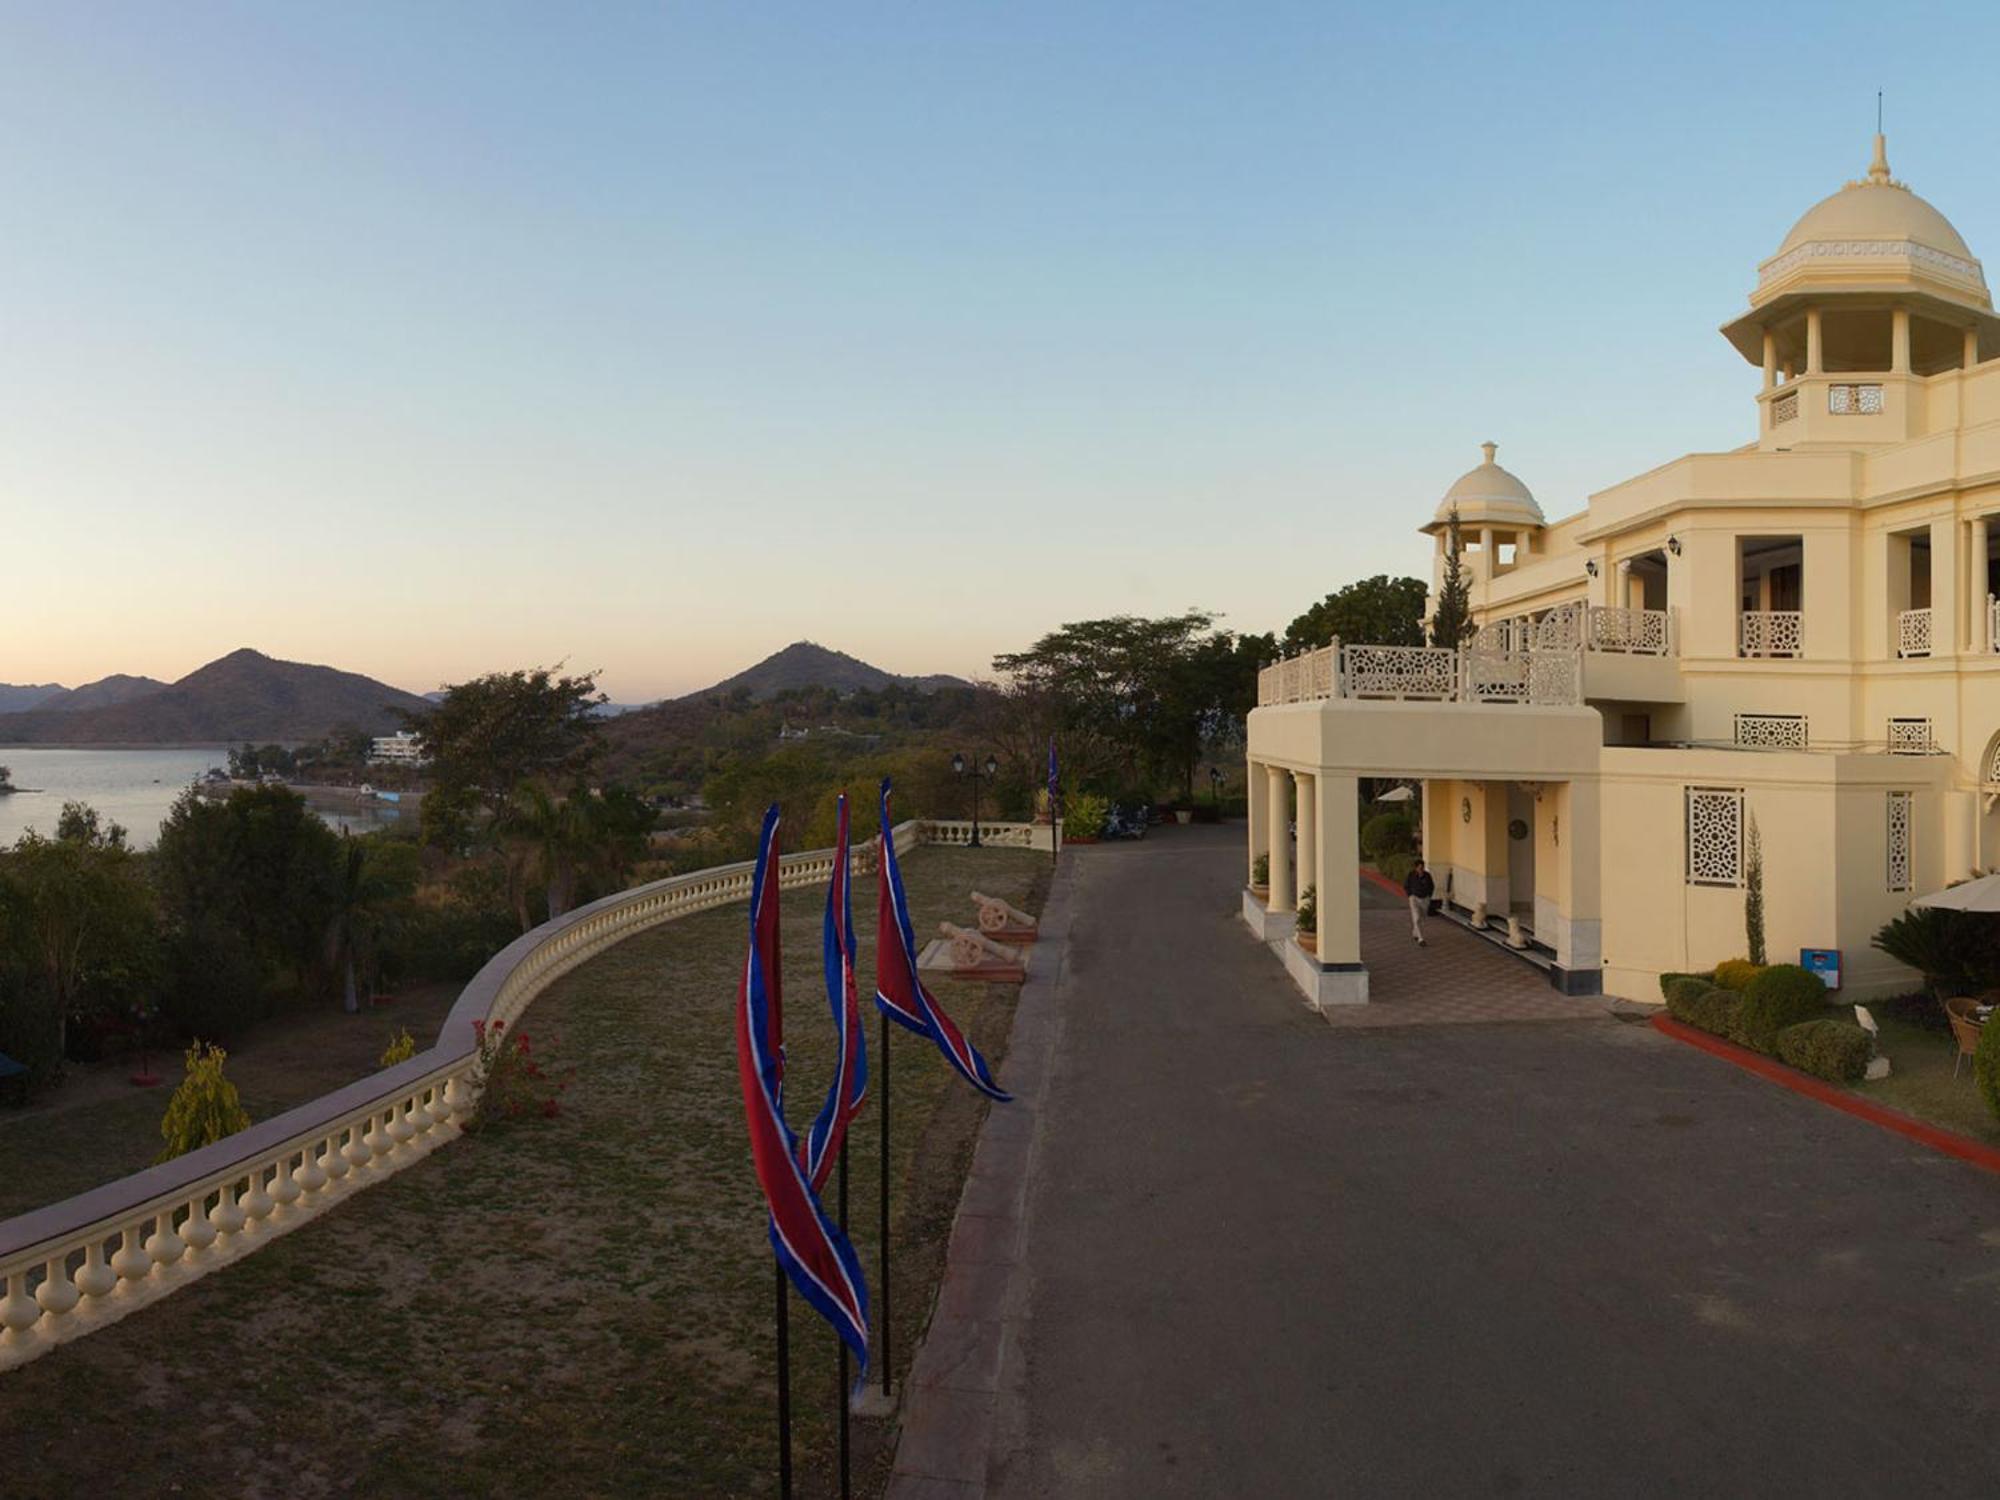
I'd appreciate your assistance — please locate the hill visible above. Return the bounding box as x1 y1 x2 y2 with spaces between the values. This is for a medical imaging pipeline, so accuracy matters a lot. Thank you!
0 649 431 744
34 674 169 714
0 683 64 714
685 642 971 702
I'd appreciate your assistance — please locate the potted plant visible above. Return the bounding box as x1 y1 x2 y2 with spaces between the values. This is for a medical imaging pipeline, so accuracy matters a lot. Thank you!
1295 885 1317 953
1252 853 1269 894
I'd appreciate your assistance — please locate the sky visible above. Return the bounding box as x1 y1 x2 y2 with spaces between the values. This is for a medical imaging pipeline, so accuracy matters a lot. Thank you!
5 2 2000 701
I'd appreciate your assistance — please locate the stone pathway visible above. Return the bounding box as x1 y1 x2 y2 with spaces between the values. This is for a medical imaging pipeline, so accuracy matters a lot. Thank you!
891 824 2000 1498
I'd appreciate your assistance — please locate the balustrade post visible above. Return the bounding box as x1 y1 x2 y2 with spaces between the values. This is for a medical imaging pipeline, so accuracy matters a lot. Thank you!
145 1208 188 1268
240 1168 275 1225
75 1240 117 1299
110 1226 153 1287
181 1194 219 1252
296 1143 329 1194
0 1272 38 1339
269 1152 303 1208
35 1255 79 1318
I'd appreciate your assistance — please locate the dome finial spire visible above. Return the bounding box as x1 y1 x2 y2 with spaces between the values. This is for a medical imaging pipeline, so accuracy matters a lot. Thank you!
1481 440 1497 465
1868 131 1892 186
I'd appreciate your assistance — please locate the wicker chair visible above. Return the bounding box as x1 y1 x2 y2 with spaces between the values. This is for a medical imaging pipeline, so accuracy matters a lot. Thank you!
1945 997 1984 1081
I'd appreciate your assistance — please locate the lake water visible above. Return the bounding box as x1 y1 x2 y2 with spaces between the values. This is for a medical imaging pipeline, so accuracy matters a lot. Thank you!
0 747 409 849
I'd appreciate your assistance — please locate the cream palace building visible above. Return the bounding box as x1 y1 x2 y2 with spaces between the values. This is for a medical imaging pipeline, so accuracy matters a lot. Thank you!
1245 134 2000 1008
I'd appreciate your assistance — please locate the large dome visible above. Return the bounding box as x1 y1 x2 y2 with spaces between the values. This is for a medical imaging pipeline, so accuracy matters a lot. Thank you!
1430 442 1543 530
1753 134 1988 308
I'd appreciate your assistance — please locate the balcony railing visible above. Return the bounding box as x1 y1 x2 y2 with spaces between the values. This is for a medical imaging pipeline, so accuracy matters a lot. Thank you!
1739 610 1804 659
1256 641 1582 708
1897 607 1933 659
1584 606 1672 656
1990 596 2000 652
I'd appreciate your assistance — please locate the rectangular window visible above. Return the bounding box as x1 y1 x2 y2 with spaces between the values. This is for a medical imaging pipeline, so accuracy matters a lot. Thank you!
1829 383 1884 415
1887 717 1933 755
1888 791 1913 893
1734 713 1808 749
1687 787 1745 887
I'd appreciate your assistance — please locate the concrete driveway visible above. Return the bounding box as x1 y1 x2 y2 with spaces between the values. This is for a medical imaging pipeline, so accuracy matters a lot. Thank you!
992 826 2000 1497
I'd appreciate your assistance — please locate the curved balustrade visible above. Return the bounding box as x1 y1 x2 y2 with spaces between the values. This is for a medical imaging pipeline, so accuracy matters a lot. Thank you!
0 820 931 1373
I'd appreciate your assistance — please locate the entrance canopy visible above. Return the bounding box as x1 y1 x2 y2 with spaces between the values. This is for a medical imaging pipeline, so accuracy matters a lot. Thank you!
1911 873 2000 912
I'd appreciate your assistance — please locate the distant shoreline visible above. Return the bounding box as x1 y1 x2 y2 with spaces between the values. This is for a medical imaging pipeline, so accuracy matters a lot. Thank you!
0 742 237 751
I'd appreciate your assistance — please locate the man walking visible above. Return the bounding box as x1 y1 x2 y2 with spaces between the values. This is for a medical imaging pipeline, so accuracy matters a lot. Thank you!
1404 859 1435 946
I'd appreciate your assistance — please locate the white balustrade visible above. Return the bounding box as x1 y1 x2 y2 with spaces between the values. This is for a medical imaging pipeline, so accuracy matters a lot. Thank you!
1739 610 1804 659
1896 608 1932 659
1585 606 1671 656
0 818 950 1374
1341 645 1459 701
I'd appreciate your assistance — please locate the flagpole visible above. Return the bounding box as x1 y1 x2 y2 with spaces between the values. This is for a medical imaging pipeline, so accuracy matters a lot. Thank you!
878 1000 893 1399
775 1259 793 1500
837 1142 852 1500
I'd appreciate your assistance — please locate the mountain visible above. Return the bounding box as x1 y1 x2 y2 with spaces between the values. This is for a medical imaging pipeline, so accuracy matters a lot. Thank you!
684 642 972 702
34 674 169 714
0 649 431 745
0 683 64 714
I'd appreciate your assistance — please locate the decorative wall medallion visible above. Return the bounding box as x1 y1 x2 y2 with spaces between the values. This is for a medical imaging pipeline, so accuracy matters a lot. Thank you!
1508 818 1529 841
1461 797 1472 824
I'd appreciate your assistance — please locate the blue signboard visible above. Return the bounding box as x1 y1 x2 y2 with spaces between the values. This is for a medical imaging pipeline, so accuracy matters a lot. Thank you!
1800 948 1841 990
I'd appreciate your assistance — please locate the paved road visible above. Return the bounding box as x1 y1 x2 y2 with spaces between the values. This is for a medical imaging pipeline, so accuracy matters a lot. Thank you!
994 826 2000 1497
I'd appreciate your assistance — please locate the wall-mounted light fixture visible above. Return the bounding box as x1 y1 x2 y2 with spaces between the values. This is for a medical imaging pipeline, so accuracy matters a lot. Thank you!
1667 535 1683 557
1584 559 1600 578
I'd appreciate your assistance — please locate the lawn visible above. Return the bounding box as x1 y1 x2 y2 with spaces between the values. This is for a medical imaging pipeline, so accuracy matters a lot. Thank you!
1852 1007 2000 1145
0 844 1048 1500
0 983 461 1222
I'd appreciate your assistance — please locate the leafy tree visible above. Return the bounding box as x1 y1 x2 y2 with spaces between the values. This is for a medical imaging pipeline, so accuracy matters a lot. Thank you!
56 800 128 850
0 827 159 1060
1283 576 1428 653
155 1042 252 1162
1430 506 1473 649
325 835 422 1012
409 668 605 830
993 611 1259 799
1744 814 1767 966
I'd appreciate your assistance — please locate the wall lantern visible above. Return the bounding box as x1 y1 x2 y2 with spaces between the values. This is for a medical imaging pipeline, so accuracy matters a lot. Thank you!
1584 559 1600 579
1667 535 1683 557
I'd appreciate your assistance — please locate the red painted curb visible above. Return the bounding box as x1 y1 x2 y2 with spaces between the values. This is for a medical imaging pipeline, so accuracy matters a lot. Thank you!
1649 1012 2000 1177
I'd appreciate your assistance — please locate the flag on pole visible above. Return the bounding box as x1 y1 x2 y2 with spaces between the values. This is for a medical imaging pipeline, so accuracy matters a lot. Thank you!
803 792 867 1193
875 780 1012 1102
736 805 870 1367
1047 736 1059 803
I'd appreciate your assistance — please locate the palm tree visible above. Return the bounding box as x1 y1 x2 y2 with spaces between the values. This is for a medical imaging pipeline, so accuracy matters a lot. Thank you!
325 835 406 1013
501 782 595 927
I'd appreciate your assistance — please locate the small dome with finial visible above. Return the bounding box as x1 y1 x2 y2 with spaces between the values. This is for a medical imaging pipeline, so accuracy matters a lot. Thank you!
1428 441 1543 531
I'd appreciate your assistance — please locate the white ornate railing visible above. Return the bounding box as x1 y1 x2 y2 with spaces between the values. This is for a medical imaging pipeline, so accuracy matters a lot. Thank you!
923 820 1054 850
0 820 939 1373
1342 644 1459 701
1896 607 1932 659
1255 640 1584 708
1586 606 1672 656
1739 610 1804 659
1989 596 1999 652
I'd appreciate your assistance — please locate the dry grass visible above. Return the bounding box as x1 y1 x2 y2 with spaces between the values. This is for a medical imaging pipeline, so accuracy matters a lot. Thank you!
0 846 1048 1500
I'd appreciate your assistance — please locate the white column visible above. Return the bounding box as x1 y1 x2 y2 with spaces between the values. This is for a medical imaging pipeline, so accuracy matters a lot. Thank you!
1295 773 1316 913
1616 558 1633 611
1931 515 1961 662
1266 765 1293 912
1479 527 1495 583
1315 774 1361 966
1968 327 1981 371
1806 308 1824 374
1247 759 1269 886
1975 516 1992 654
1892 307 1911 374
1762 328 1777 390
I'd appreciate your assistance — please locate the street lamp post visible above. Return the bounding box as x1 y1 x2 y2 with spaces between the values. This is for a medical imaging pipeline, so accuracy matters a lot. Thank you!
952 751 1000 847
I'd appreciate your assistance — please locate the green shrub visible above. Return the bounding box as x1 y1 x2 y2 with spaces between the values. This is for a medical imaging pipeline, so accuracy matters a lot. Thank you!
155 1042 252 1163
1657 971 1713 1000
1736 963 1830 1053
1976 1012 2000 1124
1360 811 1417 862
1712 958 1766 992
1664 979 1741 1039
1774 1019 1872 1084
1252 853 1269 887
1063 792 1109 840
160 922 270 1042
1873 906 2000 998
1295 884 1317 936
1377 851 1417 884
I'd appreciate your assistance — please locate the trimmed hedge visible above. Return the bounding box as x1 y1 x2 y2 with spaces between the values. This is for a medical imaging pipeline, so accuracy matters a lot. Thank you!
1665 979 1742 1040
1658 971 1713 1000
1774 1019 1872 1084
1736 963 1830 1052
1977 1010 2000 1124
1712 959 1767 992
1360 812 1417 863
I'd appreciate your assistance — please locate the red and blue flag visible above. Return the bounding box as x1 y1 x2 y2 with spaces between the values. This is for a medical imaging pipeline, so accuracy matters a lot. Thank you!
875 780 1012 1102
803 792 867 1192
735 805 870 1367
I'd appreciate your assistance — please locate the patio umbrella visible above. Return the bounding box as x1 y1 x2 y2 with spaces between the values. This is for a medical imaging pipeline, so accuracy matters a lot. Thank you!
1375 785 1415 804
1910 872 2000 912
